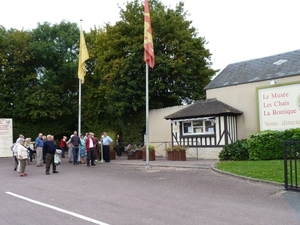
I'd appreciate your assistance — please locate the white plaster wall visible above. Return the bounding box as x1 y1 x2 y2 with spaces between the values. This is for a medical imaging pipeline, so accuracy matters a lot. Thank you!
187 147 222 159
206 76 300 139
148 105 188 157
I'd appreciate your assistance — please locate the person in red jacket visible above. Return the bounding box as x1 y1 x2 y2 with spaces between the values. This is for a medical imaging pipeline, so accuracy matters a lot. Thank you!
59 136 67 158
85 132 97 167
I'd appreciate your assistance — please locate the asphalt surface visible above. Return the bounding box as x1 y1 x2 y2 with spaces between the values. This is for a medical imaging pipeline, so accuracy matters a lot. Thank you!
1 155 300 225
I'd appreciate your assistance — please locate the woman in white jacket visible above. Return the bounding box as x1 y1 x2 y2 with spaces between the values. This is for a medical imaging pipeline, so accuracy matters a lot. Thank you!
17 138 28 177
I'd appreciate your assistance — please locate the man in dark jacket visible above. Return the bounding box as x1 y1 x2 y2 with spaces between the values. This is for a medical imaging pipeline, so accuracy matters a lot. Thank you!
116 134 122 157
43 134 58 175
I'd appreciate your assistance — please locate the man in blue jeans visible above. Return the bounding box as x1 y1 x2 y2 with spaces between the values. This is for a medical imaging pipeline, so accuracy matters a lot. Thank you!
70 131 80 165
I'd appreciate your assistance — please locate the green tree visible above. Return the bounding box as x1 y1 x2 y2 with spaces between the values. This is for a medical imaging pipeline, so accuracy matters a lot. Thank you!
1 0 217 143
0 27 36 119
28 21 80 135
85 0 216 141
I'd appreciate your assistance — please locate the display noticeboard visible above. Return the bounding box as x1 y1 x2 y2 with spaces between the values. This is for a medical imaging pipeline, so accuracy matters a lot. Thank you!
257 83 300 131
0 118 13 157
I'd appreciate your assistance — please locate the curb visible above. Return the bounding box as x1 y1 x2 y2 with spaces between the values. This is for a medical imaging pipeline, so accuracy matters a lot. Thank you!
102 159 285 188
108 161 211 169
210 161 284 188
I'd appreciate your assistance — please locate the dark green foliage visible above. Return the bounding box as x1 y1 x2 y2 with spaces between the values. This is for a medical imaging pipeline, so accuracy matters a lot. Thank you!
0 28 36 120
14 119 70 142
0 22 81 141
282 128 300 141
219 128 300 161
29 21 80 123
218 139 249 161
83 0 216 142
1 1 216 143
247 128 300 160
121 111 146 144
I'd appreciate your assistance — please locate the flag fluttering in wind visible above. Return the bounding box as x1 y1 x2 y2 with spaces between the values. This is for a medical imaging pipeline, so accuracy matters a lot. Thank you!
144 0 155 68
78 30 89 84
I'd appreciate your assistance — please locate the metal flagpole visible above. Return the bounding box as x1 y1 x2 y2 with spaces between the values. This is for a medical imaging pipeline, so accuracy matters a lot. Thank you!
100 135 104 163
78 20 83 162
78 78 81 162
145 63 150 169
144 0 154 169
78 78 81 137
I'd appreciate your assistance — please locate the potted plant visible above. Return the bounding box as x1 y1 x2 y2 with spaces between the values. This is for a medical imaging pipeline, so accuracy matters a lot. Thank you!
125 144 142 160
142 144 156 161
109 145 116 160
165 145 187 161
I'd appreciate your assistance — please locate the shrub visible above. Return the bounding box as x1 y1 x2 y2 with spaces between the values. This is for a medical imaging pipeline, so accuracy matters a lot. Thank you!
247 128 300 160
165 145 187 152
218 139 249 161
282 128 300 140
141 144 155 151
247 130 283 160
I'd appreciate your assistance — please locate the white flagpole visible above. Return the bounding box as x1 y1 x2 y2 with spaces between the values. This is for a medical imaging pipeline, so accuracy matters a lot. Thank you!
78 79 82 141
78 20 83 162
145 63 150 169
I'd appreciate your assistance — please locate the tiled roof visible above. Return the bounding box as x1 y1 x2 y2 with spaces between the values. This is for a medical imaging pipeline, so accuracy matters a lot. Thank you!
204 49 300 90
164 99 243 120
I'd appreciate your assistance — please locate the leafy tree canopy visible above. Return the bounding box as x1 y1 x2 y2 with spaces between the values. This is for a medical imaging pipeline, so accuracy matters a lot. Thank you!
0 1 217 143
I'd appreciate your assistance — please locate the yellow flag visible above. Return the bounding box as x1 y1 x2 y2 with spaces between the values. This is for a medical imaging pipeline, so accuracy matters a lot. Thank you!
78 30 89 84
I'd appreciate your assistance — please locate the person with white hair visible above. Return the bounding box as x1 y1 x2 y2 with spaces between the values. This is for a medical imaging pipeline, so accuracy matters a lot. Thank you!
11 134 24 171
16 138 28 177
43 134 59 175
16 134 24 143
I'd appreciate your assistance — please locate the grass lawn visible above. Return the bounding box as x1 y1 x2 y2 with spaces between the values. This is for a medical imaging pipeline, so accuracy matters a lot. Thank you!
216 160 288 183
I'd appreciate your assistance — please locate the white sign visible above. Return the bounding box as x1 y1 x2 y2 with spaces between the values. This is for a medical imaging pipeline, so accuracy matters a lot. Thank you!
0 118 13 157
258 83 300 131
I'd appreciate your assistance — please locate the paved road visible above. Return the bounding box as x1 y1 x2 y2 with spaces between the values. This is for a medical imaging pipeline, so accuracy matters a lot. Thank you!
1 156 299 225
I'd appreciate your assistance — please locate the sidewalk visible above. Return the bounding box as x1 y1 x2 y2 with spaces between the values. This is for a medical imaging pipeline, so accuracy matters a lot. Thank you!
104 155 285 188
97 155 217 169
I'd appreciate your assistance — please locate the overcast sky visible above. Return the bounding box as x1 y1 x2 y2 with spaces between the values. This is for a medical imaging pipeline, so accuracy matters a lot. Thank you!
1 0 300 72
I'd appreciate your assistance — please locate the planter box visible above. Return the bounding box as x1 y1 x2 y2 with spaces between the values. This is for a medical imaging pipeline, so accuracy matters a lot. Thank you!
127 150 142 160
142 150 156 161
110 150 116 160
99 150 115 160
167 151 186 161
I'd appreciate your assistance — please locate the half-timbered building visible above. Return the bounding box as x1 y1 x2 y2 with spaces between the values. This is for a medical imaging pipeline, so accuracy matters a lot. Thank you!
164 99 242 158
149 49 300 159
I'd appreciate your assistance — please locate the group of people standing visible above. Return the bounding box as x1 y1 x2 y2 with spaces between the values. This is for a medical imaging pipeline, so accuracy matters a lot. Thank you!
12 133 59 177
61 131 114 167
12 131 117 177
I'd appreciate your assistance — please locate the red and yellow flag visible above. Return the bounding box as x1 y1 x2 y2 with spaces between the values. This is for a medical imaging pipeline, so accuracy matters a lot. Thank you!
78 30 89 84
144 0 155 68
